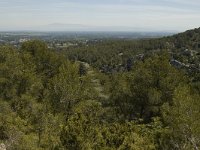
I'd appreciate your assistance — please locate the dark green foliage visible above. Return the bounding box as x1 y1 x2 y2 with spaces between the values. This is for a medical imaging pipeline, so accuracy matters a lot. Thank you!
110 53 187 121
79 63 87 76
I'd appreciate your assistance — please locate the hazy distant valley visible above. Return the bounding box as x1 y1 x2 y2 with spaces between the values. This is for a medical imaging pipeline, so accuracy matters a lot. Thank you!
0 31 174 48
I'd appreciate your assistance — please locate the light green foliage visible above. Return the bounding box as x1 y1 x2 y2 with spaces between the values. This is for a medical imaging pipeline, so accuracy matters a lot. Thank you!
61 100 105 150
49 62 81 113
0 100 38 150
61 100 163 150
49 61 96 115
162 85 200 150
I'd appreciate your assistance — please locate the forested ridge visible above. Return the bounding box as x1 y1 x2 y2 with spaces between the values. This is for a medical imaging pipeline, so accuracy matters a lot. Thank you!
65 28 200 73
0 28 200 149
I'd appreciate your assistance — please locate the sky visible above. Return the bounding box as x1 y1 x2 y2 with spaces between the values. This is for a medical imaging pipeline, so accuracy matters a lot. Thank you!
0 0 200 31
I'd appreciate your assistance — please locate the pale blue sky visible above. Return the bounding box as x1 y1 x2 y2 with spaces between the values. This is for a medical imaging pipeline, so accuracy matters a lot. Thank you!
0 0 200 31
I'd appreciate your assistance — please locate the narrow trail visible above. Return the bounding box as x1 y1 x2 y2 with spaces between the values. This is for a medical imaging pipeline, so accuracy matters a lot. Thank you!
80 61 109 100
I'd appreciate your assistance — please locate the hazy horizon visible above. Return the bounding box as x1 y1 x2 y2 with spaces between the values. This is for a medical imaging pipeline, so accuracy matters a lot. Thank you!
0 23 181 32
0 0 200 32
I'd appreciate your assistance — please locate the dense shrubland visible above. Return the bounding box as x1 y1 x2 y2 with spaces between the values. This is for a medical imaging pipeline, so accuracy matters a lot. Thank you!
0 28 200 149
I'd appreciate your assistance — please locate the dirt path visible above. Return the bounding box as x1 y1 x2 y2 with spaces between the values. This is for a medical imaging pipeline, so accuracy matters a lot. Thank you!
79 61 109 99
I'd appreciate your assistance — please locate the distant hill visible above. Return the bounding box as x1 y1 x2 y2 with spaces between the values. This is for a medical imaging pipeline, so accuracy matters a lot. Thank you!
165 27 200 50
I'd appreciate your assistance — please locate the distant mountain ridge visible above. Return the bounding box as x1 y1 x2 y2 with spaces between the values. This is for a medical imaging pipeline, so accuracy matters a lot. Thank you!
33 23 151 32
0 23 179 32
